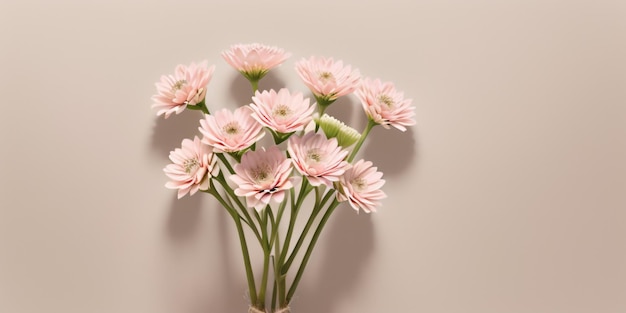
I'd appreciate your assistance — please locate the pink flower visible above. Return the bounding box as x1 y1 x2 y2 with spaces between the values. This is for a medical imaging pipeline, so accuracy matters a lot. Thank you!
249 88 315 134
229 146 294 211
152 61 215 118
287 132 349 187
356 78 416 131
199 107 265 153
163 136 219 199
295 56 361 104
222 43 291 81
336 159 386 213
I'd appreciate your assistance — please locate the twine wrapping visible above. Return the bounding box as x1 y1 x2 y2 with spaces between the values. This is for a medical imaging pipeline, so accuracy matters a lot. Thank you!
248 306 265 313
247 306 290 313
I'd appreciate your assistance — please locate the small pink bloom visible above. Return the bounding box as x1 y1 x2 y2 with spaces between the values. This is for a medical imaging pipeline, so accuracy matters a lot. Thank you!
152 61 215 118
295 56 361 103
199 107 265 153
229 146 294 211
222 43 291 80
250 88 316 134
356 78 416 131
287 132 349 187
336 159 386 213
163 136 219 199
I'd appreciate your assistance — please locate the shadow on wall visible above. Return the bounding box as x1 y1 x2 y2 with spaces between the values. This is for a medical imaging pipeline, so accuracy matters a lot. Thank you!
150 108 206 160
325 93 362 130
362 125 417 178
151 112 249 312
162 193 251 313
196 204 252 313
166 193 203 241
290 98 417 313
292 208 375 313
228 70 287 109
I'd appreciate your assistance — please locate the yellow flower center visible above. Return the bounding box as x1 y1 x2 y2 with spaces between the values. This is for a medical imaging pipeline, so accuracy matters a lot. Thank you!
183 159 200 174
307 149 322 162
223 122 240 135
273 104 292 117
251 164 273 184
352 178 367 192
171 79 188 92
378 94 394 108
318 71 334 83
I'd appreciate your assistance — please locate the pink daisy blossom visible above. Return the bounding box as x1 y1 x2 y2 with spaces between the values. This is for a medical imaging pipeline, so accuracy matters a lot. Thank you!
222 43 291 81
356 78 416 131
336 159 386 213
199 107 265 153
287 132 349 187
152 61 215 118
229 146 294 211
249 88 316 134
163 136 219 199
295 56 361 104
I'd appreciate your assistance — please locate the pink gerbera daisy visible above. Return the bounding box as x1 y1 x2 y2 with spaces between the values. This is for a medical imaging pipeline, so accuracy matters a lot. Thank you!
222 43 291 81
287 132 349 187
356 78 416 131
198 107 265 153
229 146 294 211
295 56 361 105
249 88 316 134
163 136 219 199
152 61 215 118
336 159 386 213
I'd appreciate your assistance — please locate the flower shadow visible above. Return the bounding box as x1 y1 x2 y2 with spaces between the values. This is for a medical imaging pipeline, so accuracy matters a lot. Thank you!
151 110 246 312
228 70 288 108
163 193 249 313
151 109 207 243
193 205 250 313
362 125 417 178
292 206 375 313
324 94 364 131
150 110 206 160
166 193 203 241
271 95 375 313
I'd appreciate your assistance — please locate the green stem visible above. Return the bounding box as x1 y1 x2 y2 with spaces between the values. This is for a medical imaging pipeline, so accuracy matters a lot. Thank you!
206 186 257 305
269 128 295 145
348 119 376 162
281 186 333 273
216 153 235 174
271 196 288 309
286 200 341 303
315 96 334 116
271 276 278 312
187 98 210 114
276 178 314 307
251 79 259 93
258 206 271 308
318 105 327 116
234 215 258 307
204 181 238 220
267 208 276 244
278 179 311 265
214 173 262 245
270 195 288 248
198 100 209 115
273 231 284 310
276 186 296 306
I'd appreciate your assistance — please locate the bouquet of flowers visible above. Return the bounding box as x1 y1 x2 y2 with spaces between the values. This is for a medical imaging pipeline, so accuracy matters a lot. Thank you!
152 43 416 313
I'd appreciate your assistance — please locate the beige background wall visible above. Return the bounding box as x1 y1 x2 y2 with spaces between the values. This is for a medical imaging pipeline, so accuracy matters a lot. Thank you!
1 1 625 312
